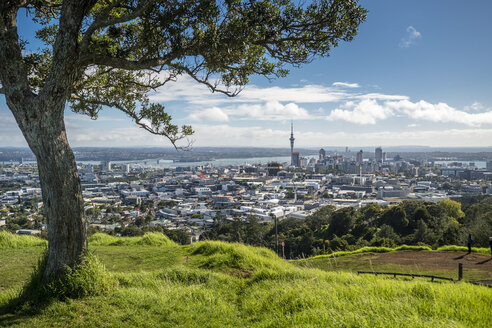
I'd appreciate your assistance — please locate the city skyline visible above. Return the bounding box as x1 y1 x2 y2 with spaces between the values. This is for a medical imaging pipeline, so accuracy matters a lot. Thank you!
1 0 492 148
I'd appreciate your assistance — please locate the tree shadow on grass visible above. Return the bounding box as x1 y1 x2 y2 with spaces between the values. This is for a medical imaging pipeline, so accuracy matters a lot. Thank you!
0 251 113 326
476 258 492 265
0 295 56 327
453 253 469 260
0 252 56 325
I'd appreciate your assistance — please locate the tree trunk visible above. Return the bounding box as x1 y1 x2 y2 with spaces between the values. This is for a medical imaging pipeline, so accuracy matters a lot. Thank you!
38 133 87 279
14 101 87 279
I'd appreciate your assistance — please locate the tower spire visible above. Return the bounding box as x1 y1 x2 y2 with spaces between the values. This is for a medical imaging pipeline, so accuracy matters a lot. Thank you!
289 120 295 166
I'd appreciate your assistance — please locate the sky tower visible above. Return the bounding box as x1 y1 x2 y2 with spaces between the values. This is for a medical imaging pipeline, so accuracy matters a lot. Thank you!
290 121 295 165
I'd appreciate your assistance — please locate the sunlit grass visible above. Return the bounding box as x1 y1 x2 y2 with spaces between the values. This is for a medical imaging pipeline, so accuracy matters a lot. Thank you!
0 233 491 327
0 231 47 248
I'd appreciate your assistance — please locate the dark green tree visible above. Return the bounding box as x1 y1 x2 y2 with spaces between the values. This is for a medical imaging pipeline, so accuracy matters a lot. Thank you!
0 0 366 279
305 205 335 231
230 216 244 243
378 205 409 235
326 207 356 238
244 215 270 247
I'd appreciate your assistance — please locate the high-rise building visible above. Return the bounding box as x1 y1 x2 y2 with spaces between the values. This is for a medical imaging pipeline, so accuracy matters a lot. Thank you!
375 147 383 163
101 160 112 172
319 148 326 160
356 150 363 165
292 152 300 167
289 121 295 166
487 161 492 171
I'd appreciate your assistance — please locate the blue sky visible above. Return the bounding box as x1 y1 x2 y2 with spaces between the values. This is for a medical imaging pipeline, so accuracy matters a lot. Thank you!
1 0 492 148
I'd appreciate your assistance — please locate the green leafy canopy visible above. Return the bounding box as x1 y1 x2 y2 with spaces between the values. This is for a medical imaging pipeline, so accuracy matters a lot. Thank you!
14 0 366 147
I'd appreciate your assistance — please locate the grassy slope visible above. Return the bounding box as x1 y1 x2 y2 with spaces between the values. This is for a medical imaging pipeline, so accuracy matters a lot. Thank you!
0 233 491 327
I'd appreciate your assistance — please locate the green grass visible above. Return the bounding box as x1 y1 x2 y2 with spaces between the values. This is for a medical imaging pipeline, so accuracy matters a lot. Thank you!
0 231 47 248
88 232 176 246
306 244 491 261
0 233 491 327
437 245 490 254
0 248 44 292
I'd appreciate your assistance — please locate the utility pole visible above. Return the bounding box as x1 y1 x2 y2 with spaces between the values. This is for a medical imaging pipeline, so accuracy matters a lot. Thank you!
275 215 278 256
290 120 295 166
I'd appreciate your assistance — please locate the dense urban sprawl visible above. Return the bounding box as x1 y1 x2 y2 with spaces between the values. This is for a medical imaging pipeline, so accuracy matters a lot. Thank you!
1 148 491 257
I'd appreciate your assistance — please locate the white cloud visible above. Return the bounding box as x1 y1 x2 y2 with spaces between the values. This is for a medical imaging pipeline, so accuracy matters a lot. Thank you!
149 74 219 105
192 125 492 148
3 71 491 148
399 26 421 48
386 99 492 126
464 101 485 112
65 115 125 123
186 101 313 122
188 107 229 122
190 124 287 147
326 99 394 124
230 101 312 121
0 109 27 146
323 98 492 127
332 82 360 88
235 84 349 104
148 74 350 107
356 93 408 101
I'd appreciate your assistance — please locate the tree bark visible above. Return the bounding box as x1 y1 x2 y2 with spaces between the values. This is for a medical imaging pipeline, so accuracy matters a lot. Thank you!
12 100 87 279
36 126 87 279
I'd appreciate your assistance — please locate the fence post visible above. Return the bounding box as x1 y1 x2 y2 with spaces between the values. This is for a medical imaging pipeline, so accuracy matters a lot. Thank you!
458 263 463 281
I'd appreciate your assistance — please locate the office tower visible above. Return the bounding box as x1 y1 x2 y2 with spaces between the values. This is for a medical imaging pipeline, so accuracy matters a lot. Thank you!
319 148 326 160
356 150 363 165
487 161 492 171
292 152 300 167
101 160 112 172
375 147 383 163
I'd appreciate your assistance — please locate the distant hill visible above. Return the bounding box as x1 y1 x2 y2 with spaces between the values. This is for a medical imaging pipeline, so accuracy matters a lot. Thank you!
2 146 492 162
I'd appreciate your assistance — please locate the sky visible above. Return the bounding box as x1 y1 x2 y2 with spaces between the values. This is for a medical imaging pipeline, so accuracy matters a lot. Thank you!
1 0 492 149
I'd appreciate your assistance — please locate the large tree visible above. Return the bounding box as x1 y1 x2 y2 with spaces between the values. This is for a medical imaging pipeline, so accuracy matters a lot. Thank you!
0 0 366 279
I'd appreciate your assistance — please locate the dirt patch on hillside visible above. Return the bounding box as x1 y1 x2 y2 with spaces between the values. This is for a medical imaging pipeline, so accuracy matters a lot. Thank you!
302 251 492 283
371 251 492 271
354 251 492 282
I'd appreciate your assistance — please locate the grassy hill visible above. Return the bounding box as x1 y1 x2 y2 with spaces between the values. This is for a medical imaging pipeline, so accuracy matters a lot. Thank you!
0 232 491 327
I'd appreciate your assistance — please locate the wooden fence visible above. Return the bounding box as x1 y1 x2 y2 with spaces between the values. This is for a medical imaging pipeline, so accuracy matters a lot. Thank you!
357 271 454 282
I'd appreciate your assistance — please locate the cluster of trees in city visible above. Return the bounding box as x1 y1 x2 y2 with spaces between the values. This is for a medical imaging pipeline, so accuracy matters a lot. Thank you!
2 195 491 259
1 198 44 232
0 181 24 192
201 196 492 259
